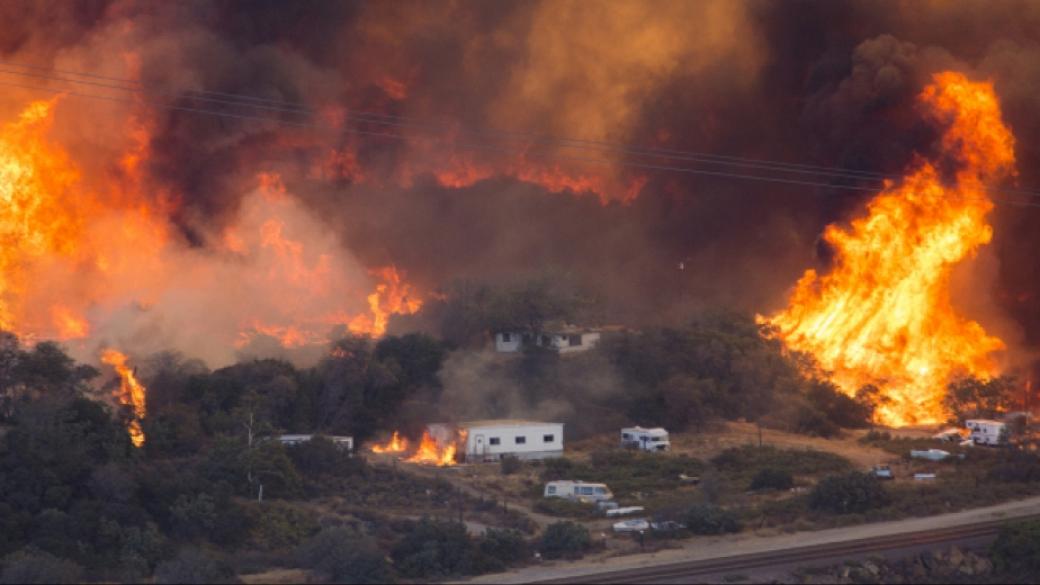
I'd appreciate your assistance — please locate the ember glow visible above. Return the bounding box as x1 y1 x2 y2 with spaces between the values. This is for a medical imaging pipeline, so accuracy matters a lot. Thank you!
101 349 147 447
762 72 1015 426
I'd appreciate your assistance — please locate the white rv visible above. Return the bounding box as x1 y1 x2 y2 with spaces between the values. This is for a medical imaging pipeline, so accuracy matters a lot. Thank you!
620 426 670 452
965 419 1008 446
435 420 564 462
544 480 614 502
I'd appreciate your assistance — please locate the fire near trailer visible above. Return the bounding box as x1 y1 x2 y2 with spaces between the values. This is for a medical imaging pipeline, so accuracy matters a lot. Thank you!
429 420 564 462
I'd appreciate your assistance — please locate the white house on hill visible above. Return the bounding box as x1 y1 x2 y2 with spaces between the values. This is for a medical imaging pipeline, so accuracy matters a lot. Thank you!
494 326 605 354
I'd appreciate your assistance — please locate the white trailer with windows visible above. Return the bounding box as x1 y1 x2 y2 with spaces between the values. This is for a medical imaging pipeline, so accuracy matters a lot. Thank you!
449 420 564 462
544 480 614 502
620 426 670 452
965 419 1008 446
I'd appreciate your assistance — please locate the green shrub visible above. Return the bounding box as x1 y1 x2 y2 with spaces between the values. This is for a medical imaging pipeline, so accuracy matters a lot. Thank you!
500 455 522 476
478 528 530 566
539 522 590 560
749 468 794 491
153 549 235 585
990 520 1040 576
296 527 394 584
540 458 576 481
806 380 871 429
809 472 889 514
795 407 841 438
682 504 742 535
391 518 473 579
247 503 320 550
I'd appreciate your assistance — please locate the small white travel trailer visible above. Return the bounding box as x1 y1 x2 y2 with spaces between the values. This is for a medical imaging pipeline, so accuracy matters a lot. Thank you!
276 434 354 451
433 420 564 462
620 426 670 452
965 419 1008 446
543 480 614 502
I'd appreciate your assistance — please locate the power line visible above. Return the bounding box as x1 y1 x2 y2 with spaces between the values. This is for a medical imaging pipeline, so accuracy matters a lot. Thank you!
5 61 1034 195
5 60 1040 201
0 62 952 188
1 71 1038 210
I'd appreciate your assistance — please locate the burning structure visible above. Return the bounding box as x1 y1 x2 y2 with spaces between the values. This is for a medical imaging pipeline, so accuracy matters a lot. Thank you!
370 420 564 465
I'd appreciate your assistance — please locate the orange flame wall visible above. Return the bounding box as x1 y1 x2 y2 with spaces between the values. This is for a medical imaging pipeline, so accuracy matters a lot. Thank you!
762 72 1015 426
0 97 423 364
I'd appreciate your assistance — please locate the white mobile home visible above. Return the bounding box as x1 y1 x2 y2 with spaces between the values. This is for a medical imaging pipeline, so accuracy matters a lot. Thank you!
544 480 613 502
620 426 670 452
441 420 564 462
965 419 1008 446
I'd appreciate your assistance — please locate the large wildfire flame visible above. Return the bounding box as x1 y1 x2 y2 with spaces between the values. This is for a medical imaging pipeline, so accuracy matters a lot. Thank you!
762 72 1015 426
405 429 466 466
0 97 422 365
101 349 147 447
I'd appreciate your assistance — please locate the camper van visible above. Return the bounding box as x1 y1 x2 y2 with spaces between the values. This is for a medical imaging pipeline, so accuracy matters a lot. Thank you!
543 480 614 503
965 419 1008 446
620 426 670 452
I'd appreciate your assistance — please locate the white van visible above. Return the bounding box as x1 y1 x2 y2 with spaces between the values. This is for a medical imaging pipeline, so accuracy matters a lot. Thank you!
543 480 614 502
620 426 670 452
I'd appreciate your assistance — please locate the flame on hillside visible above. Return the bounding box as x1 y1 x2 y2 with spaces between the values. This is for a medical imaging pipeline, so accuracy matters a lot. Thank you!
101 349 147 447
372 427 466 466
761 72 1015 426
405 429 466 466
371 431 408 453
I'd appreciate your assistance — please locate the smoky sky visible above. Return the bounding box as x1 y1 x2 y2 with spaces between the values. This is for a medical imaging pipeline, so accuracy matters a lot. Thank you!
6 0 1040 345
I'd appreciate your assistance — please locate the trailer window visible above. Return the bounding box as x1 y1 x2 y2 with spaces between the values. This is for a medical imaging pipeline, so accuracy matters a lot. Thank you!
502 333 512 342
622 433 631 440
594 487 606 495
543 434 555 443
547 486 556 495
489 437 500 445
569 335 582 346
515 436 526 445
580 487 594 495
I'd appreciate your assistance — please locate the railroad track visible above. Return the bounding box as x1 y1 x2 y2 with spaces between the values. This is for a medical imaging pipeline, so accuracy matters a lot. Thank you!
530 515 1040 584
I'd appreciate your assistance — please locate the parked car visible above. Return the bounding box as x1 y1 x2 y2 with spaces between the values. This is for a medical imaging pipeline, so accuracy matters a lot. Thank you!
544 480 614 502
650 520 686 532
871 464 894 480
910 449 951 461
612 519 650 533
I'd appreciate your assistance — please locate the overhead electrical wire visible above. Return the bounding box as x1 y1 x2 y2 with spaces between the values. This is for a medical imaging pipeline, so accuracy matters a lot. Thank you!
0 61 1038 209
